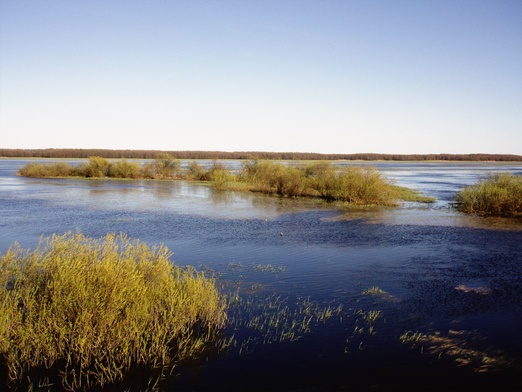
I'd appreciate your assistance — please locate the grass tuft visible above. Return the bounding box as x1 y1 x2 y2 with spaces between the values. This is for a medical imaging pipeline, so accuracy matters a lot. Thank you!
454 172 522 217
0 231 227 390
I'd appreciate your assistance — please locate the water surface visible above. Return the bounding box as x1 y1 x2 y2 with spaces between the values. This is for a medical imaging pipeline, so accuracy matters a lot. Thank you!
0 159 521 391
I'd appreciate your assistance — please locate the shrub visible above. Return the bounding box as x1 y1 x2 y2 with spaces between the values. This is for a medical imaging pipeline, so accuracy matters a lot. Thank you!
454 172 522 217
240 160 301 196
186 161 208 181
17 162 74 178
143 154 181 179
107 159 142 179
0 232 227 390
333 166 397 206
240 161 398 204
76 156 111 178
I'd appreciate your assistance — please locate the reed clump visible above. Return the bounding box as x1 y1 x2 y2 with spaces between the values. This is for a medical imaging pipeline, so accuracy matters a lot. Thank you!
454 172 522 217
0 232 227 390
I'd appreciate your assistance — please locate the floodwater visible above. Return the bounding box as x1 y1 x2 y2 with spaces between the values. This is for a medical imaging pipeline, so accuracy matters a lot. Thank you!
0 159 521 391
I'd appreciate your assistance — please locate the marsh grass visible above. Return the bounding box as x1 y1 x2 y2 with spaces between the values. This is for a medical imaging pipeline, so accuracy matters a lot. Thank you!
392 185 436 203
17 162 75 178
0 232 226 390
220 293 343 355
400 330 515 372
18 158 434 207
239 160 404 206
454 172 522 217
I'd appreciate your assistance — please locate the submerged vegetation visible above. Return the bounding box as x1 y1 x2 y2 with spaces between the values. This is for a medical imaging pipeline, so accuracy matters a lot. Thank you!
400 330 516 373
454 172 522 217
0 232 227 390
17 157 435 206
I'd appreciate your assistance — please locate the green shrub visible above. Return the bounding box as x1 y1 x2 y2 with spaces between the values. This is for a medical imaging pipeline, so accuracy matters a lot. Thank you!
454 172 522 217
0 232 227 390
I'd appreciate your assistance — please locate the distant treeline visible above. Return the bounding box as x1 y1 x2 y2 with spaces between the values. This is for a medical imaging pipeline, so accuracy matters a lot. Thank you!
1 149 521 162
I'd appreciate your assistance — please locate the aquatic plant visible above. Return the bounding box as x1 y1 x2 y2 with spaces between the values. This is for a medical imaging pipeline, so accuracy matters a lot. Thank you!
354 309 383 335
454 172 522 217
391 185 436 203
220 293 343 355
0 232 227 390
400 330 515 373
361 286 387 296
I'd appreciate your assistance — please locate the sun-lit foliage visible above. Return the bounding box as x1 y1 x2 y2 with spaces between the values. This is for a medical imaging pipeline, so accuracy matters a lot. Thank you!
0 232 227 390
454 172 522 217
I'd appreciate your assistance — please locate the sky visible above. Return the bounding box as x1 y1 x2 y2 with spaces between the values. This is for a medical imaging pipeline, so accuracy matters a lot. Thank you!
0 0 521 155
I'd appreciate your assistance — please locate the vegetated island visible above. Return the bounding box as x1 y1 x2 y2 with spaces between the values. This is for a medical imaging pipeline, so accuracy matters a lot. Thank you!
17 155 435 205
1 148 522 161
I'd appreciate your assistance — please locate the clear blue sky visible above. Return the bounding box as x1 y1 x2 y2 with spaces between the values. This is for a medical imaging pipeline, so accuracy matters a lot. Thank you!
1 0 521 154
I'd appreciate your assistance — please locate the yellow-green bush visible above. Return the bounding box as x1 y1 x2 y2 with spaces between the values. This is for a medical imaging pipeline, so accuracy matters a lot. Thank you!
454 172 522 217
240 160 399 205
17 162 75 178
0 232 227 390
106 159 142 179
142 154 181 179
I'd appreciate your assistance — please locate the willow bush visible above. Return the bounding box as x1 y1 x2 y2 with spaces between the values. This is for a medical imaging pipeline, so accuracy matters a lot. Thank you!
0 232 227 390
17 161 75 178
239 160 401 205
454 172 522 217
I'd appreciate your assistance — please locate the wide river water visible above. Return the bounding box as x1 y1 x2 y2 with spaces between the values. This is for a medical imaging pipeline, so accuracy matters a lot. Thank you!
0 159 521 391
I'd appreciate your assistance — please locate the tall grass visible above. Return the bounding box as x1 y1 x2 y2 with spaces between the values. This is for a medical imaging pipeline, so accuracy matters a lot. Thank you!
17 158 434 207
240 160 401 206
0 232 227 390
454 172 522 217
17 155 182 180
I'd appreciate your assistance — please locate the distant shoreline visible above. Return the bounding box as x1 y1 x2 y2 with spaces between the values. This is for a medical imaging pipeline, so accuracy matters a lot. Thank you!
1 148 521 162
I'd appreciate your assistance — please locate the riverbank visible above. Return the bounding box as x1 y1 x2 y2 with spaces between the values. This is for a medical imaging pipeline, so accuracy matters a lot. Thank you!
2 148 522 162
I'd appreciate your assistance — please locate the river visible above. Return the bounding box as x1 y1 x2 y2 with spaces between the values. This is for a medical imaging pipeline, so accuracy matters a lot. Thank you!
0 159 521 391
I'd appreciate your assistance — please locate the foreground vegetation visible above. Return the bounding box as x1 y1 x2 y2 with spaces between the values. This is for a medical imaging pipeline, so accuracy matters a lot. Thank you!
17 157 435 206
454 173 522 217
0 232 227 390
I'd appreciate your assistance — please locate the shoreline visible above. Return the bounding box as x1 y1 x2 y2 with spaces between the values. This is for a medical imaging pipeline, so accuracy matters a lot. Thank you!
1 149 521 162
